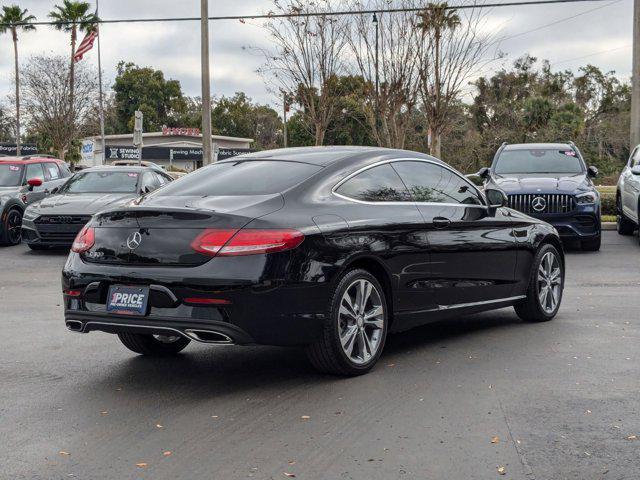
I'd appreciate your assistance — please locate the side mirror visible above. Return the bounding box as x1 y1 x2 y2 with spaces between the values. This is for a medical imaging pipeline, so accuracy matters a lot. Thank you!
477 167 491 179
587 166 598 178
631 165 640 176
485 188 508 208
27 178 42 191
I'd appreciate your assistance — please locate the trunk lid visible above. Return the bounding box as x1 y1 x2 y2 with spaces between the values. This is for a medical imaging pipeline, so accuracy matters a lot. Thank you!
85 194 284 266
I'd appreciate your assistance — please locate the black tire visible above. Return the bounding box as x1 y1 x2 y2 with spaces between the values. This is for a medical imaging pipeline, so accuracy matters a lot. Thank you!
117 332 190 356
306 268 388 376
616 195 635 236
27 243 49 251
581 235 601 252
514 243 564 322
0 208 23 246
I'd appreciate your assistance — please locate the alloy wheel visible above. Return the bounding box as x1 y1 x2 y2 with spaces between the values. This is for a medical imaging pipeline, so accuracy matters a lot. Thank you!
537 251 562 314
338 279 384 365
6 210 22 244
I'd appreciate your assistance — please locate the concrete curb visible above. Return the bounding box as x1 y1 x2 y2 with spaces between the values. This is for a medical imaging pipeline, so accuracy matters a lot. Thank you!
602 222 616 231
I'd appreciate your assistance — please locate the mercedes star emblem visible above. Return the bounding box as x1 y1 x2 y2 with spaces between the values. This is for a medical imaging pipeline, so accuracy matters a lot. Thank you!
532 196 547 212
126 231 143 250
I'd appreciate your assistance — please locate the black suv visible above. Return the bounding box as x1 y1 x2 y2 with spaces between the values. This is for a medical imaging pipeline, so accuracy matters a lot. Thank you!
479 142 601 251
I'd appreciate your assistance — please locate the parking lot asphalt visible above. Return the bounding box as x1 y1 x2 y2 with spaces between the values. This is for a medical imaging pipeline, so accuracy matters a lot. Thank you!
2 231 640 480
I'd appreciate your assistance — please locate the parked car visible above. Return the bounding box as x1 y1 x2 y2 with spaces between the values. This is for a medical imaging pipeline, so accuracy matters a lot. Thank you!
479 142 601 251
616 146 640 240
62 147 565 376
22 166 173 250
0 156 71 246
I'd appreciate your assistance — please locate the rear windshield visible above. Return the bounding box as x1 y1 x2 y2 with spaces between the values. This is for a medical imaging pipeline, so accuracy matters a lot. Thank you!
156 160 322 196
0 164 23 187
495 149 584 174
58 171 140 193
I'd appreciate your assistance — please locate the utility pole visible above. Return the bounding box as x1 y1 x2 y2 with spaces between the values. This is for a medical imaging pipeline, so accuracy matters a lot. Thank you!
96 0 106 166
283 92 289 148
373 13 380 135
632 0 640 148
201 0 213 166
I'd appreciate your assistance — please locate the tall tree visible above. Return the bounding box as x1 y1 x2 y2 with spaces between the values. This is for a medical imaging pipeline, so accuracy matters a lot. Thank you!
259 0 349 146
21 55 99 160
112 62 187 132
49 1 98 123
348 0 424 149
417 2 495 157
0 5 36 156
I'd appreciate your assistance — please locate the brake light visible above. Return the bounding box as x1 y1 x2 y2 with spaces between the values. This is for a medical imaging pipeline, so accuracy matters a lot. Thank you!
191 228 305 257
71 226 95 253
64 290 82 297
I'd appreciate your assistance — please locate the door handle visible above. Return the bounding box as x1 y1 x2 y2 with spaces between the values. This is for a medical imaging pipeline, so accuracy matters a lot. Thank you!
433 217 451 229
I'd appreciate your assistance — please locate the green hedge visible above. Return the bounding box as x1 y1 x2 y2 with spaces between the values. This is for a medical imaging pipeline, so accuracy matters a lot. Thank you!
597 187 616 216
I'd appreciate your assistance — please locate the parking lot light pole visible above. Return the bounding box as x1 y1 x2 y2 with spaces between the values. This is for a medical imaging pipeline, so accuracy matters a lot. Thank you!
632 0 640 148
201 0 213 166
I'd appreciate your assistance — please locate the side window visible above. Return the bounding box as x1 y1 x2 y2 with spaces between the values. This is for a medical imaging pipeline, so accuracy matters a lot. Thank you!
335 164 411 202
141 172 161 192
25 163 45 183
392 161 483 206
58 162 72 177
155 172 169 186
632 149 640 167
43 162 61 181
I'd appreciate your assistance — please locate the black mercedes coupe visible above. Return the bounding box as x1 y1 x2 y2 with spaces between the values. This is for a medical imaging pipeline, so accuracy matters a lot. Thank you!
62 147 565 375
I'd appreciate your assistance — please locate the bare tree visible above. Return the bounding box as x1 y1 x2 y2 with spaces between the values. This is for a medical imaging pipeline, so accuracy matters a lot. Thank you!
258 0 349 146
348 0 424 149
418 1 497 158
21 55 98 160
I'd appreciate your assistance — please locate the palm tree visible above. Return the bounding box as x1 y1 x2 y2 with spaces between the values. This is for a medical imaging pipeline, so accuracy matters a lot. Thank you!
417 3 461 157
0 5 36 156
49 1 98 119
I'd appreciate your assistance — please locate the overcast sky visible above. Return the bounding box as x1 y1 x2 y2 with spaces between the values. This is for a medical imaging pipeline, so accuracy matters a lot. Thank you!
0 0 633 111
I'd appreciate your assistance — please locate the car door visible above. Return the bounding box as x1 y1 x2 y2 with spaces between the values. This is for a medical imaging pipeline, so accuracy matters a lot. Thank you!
22 163 47 205
621 148 640 221
391 160 517 307
332 162 438 316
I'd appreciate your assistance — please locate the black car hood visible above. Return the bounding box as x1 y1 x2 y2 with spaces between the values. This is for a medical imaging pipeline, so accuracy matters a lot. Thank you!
491 173 590 194
29 192 137 215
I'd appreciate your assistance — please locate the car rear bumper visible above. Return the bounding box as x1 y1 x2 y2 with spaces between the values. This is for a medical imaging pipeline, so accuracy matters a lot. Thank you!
62 252 329 347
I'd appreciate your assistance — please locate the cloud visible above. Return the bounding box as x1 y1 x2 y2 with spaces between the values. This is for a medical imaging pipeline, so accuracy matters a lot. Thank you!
0 0 632 110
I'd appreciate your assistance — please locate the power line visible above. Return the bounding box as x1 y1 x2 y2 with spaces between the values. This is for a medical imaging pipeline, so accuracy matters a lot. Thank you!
493 0 624 45
552 44 632 65
0 0 617 28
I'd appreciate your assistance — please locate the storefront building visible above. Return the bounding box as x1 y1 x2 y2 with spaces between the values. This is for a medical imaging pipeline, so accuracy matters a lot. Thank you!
80 128 254 171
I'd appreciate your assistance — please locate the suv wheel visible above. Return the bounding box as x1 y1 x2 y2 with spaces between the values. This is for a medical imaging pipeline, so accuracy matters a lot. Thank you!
515 244 563 322
118 332 190 356
306 269 388 376
616 196 635 235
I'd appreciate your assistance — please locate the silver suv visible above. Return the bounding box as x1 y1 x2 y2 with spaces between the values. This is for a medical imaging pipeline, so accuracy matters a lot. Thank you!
616 146 640 240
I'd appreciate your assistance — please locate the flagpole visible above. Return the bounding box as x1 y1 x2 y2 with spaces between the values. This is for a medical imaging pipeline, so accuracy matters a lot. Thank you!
96 0 106 166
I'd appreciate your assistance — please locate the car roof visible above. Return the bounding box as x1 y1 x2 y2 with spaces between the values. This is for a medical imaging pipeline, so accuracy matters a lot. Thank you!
227 146 442 167
503 143 574 151
0 156 65 165
79 165 155 173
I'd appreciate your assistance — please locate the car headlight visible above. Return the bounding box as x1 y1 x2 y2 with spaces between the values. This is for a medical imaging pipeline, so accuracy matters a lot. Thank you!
22 207 38 221
575 192 598 204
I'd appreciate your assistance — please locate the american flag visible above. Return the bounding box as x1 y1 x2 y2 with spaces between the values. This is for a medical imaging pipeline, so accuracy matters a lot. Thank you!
73 28 98 63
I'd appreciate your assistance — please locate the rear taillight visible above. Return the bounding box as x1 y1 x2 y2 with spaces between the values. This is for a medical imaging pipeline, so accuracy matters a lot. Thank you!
191 228 304 257
71 226 95 253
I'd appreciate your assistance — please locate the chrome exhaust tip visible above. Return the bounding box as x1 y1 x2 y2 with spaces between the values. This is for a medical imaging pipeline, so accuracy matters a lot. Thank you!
184 329 233 344
66 320 84 332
